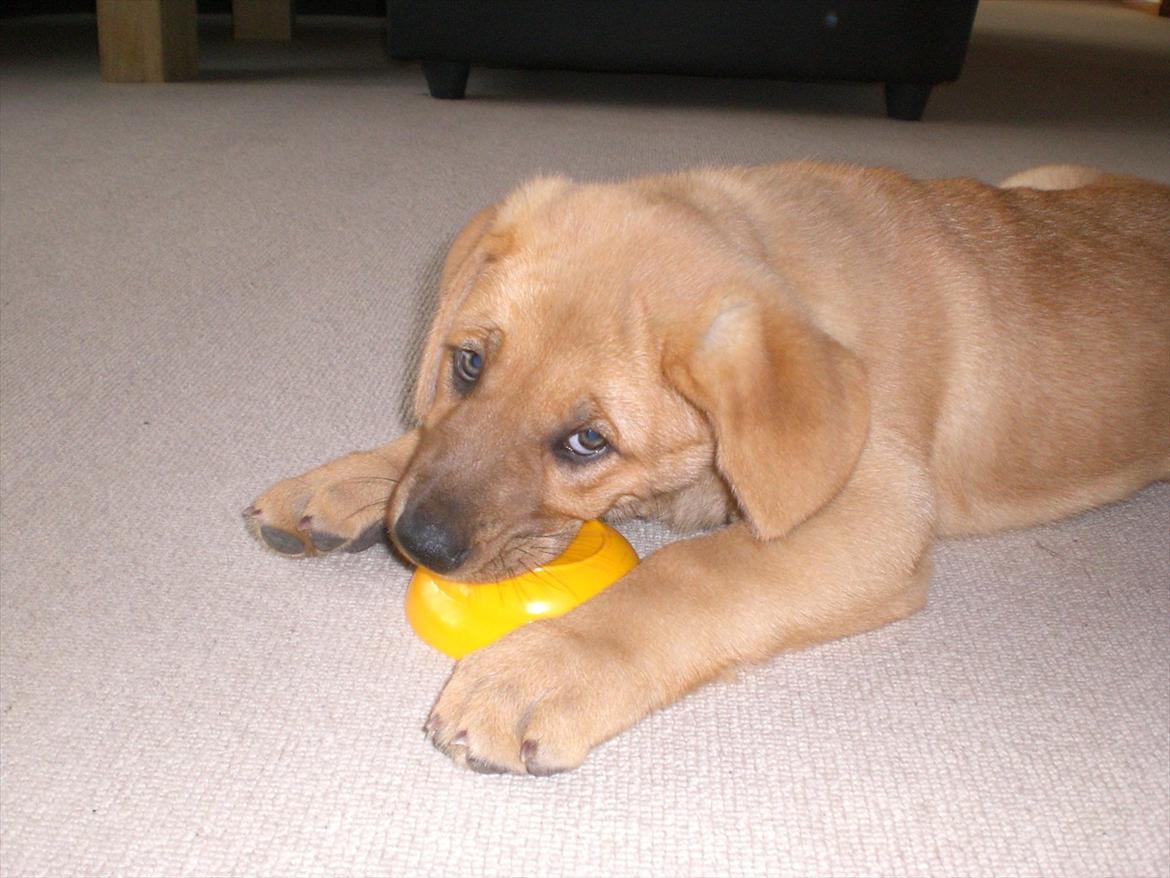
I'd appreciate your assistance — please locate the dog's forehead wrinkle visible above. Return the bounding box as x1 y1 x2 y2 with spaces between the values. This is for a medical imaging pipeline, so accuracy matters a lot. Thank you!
483 272 640 361
492 219 704 325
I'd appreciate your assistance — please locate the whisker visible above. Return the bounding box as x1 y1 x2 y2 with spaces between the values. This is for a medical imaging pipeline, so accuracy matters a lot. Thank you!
477 528 577 587
340 498 392 522
489 555 508 583
516 548 574 598
337 475 400 486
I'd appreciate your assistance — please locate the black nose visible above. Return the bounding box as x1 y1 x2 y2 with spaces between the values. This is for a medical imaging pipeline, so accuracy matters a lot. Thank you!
393 499 470 574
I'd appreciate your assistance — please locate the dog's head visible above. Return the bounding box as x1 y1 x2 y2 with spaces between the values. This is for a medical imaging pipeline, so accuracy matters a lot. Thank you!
387 176 869 579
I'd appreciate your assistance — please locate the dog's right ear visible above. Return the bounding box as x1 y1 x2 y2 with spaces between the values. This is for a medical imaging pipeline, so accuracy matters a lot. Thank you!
664 292 869 541
412 205 503 418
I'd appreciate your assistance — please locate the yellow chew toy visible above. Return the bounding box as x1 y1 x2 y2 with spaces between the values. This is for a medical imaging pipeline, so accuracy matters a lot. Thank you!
405 520 638 659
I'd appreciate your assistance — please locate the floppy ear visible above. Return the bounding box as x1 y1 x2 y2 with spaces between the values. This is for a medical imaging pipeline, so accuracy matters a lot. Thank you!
412 205 503 418
664 294 869 540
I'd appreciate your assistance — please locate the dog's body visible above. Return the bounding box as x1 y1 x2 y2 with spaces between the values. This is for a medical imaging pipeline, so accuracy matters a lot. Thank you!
247 162 1169 775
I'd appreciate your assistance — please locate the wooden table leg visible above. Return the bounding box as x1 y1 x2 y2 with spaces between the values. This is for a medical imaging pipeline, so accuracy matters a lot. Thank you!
97 0 198 82
233 0 294 41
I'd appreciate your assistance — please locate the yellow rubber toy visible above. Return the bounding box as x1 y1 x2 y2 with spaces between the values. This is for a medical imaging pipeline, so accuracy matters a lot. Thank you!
405 520 638 659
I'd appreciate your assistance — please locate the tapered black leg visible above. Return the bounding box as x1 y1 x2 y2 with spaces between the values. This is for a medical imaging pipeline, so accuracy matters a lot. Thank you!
884 82 932 121
423 60 470 99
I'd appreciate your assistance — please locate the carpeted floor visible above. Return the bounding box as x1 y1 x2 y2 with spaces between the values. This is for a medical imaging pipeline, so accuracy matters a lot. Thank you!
1 4 1168 876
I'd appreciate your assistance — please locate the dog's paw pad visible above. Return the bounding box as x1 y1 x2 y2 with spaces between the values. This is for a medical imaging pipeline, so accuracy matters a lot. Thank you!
344 521 387 553
518 739 564 776
259 525 306 556
308 530 348 553
466 755 509 775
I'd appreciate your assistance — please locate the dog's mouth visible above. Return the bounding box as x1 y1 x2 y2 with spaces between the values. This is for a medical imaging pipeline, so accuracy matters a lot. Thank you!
391 520 580 584
450 525 579 583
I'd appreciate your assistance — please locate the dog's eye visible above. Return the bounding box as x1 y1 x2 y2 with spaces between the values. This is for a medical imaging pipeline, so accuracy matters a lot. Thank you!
564 428 608 458
453 348 482 391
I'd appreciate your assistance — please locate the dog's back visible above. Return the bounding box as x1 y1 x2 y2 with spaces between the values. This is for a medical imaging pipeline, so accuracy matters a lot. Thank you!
923 169 1169 533
699 162 1169 535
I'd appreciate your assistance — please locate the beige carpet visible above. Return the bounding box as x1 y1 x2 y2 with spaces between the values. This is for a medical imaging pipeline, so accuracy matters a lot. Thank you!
1 3 1168 876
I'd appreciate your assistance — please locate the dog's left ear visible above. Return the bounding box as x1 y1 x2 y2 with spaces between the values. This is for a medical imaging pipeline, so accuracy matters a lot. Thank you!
665 293 869 540
412 178 574 420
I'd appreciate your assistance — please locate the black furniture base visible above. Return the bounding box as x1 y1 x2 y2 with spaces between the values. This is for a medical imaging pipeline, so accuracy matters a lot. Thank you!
422 60 471 101
390 1 979 121
884 82 934 122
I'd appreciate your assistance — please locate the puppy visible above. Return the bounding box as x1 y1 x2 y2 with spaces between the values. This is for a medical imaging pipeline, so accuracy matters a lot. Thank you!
247 162 1169 775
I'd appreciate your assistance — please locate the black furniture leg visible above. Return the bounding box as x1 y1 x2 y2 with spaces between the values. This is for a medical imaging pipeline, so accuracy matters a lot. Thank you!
884 82 932 121
423 60 470 99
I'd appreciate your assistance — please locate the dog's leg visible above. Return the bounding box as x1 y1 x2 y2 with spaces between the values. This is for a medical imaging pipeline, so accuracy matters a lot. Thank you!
244 430 419 557
427 433 935 775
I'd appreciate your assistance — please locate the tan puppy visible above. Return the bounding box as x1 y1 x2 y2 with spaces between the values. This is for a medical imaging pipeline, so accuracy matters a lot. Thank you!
246 162 1169 775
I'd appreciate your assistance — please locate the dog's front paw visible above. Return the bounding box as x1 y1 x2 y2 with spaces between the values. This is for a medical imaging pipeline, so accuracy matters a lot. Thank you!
244 450 400 558
426 621 651 775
